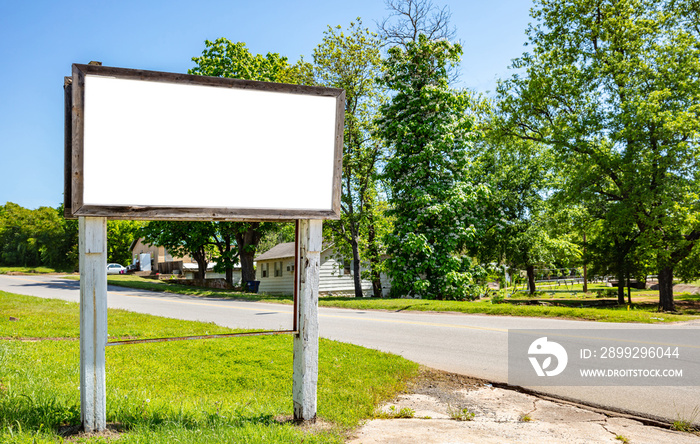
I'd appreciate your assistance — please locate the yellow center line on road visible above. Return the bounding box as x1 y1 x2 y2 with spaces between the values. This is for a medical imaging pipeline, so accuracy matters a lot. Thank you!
318 312 509 332
2 274 508 333
113 290 508 332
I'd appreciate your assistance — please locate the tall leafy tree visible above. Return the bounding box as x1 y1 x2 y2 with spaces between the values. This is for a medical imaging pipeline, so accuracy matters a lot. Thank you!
498 0 700 311
0 202 76 269
139 221 215 279
377 35 490 300
106 220 143 266
210 222 240 286
471 126 579 294
232 222 278 283
0 203 140 271
188 38 313 282
313 19 387 297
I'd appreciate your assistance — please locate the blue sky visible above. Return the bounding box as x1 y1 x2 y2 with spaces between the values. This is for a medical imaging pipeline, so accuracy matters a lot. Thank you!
0 0 533 210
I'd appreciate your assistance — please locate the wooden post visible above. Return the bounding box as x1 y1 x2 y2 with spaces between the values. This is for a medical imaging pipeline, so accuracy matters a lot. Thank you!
293 219 322 423
79 216 108 432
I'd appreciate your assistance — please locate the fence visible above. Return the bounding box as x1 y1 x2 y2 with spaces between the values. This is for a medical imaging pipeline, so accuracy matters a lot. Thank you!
157 260 183 275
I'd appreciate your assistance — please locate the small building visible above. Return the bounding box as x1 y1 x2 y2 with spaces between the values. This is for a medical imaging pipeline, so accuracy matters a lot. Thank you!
254 242 387 296
130 238 245 282
129 238 194 274
182 262 243 284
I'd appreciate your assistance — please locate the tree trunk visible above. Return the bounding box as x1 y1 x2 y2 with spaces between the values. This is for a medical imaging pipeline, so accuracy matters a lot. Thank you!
582 232 588 293
193 252 207 281
658 266 675 312
371 275 383 298
240 251 256 282
236 223 262 283
616 266 625 304
526 265 536 295
351 238 363 298
226 267 233 286
366 215 383 298
224 233 234 286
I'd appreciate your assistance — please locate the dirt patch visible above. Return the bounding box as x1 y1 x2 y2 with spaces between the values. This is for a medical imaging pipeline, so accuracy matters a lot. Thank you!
0 337 79 342
58 423 125 442
675 299 700 311
404 367 490 410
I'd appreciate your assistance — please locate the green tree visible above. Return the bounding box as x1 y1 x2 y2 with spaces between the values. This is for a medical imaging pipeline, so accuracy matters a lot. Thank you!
210 222 240 286
232 222 278 283
498 0 700 311
313 19 387 297
377 35 491 300
139 222 215 279
0 202 70 269
107 220 143 266
257 222 296 255
470 127 579 294
0 203 140 271
57 205 79 271
188 38 313 283
585 218 644 303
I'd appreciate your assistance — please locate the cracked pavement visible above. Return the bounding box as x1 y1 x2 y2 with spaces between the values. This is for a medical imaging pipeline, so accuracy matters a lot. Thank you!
348 383 700 444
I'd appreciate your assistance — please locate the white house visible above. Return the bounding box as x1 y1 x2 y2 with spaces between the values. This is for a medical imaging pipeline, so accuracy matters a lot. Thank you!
254 242 387 296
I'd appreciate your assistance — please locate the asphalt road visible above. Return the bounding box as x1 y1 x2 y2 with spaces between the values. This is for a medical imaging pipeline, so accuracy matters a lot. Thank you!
2 274 699 426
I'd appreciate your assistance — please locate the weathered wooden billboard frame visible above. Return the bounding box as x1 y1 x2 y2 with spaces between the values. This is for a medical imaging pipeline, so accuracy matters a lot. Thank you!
65 63 344 432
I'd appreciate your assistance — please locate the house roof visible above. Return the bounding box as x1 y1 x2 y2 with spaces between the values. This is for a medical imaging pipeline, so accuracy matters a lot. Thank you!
255 242 295 261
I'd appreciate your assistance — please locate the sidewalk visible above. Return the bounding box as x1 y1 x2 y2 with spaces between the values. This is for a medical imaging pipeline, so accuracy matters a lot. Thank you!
348 370 699 444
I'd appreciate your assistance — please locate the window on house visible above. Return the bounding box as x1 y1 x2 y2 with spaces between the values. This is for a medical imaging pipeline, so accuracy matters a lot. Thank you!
262 263 268 278
343 259 351 275
274 261 283 277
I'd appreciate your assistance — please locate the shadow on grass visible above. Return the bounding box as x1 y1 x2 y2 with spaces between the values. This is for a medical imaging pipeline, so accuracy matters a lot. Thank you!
0 394 81 433
106 278 294 303
2 394 285 438
391 303 432 312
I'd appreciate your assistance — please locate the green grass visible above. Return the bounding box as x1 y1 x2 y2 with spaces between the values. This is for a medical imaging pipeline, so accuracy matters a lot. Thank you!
80 274 295 304
0 266 70 274
0 292 418 443
89 275 700 323
317 297 697 323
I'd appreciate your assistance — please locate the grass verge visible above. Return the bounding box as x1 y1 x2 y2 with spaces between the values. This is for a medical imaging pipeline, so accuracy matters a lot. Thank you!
97 275 700 324
0 292 418 443
0 266 71 275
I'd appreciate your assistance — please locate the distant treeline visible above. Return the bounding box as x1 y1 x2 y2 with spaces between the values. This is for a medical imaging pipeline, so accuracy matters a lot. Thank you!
0 202 141 270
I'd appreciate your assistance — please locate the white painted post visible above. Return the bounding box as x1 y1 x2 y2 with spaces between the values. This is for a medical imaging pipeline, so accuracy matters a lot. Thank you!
293 219 322 422
79 216 108 432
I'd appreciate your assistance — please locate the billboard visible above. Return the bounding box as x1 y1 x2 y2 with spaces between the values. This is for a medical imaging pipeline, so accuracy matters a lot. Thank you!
65 64 344 221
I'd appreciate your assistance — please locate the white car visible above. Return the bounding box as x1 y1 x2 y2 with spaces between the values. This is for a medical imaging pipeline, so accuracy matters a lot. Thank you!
107 263 126 275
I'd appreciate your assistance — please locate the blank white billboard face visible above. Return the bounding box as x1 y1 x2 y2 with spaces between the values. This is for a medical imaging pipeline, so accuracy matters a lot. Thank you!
67 64 344 220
